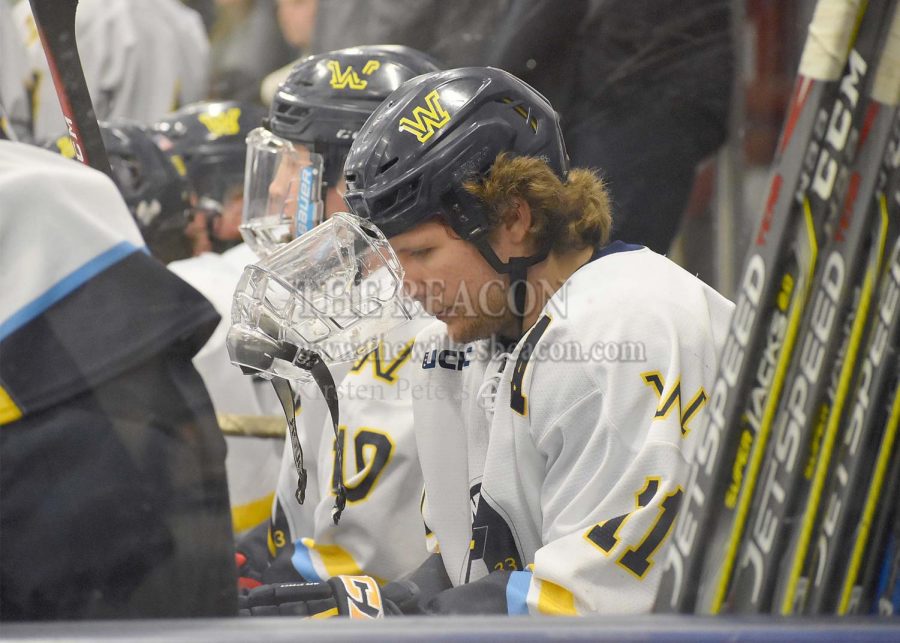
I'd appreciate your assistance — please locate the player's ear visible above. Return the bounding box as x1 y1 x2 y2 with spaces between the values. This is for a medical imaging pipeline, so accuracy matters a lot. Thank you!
502 197 533 247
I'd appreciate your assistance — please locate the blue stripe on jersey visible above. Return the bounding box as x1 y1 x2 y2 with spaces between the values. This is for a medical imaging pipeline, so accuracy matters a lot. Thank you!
590 240 644 262
506 570 532 615
291 539 323 582
0 242 142 341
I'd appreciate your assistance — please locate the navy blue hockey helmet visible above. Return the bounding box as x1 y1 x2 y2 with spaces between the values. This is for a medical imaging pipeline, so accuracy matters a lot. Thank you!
47 121 194 263
267 45 442 186
342 66 569 244
152 100 267 208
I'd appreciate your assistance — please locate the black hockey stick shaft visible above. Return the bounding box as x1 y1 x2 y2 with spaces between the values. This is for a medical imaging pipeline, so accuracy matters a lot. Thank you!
803 168 900 613
872 468 900 615
763 9 900 612
28 0 111 178
801 110 900 614
841 379 900 613
788 115 900 614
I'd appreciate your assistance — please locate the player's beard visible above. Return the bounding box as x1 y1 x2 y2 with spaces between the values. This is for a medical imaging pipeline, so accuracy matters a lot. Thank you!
444 282 516 344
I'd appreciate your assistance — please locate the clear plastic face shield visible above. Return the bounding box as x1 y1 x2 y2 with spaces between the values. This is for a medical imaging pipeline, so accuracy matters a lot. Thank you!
227 212 420 381
240 127 324 257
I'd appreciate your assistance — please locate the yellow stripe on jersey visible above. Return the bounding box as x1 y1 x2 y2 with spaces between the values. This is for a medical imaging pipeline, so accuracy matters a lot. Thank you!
302 538 388 584
309 606 339 619
535 578 578 616
231 491 275 534
267 525 277 559
302 538 363 577
0 386 23 425
425 532 440 554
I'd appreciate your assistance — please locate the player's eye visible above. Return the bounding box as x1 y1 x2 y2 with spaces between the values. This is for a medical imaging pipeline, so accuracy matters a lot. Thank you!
409 247 433 259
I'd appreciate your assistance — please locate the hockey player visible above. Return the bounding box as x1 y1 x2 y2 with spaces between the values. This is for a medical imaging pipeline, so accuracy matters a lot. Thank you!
239 66 734 617
155 101 285 535
48 117 280 538
233 46 444 597
0 141 236 619
152 101 268 255
45 120 201 263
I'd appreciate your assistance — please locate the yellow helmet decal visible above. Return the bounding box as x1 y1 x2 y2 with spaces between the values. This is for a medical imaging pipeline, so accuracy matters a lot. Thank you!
198 107 242 137
327 60 368 90
170 154 187 177
398 90 450 143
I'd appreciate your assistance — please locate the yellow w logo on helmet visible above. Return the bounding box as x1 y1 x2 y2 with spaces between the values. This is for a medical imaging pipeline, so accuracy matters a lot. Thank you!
53 135 77 160
328 60 368 90
198 108 242 137
398 90 450 143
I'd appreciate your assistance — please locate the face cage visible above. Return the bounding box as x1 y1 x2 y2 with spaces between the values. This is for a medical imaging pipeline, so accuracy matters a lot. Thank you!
240 127 324 258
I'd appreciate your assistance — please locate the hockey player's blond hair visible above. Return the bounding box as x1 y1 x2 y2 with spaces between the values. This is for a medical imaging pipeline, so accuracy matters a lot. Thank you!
464 153 612 252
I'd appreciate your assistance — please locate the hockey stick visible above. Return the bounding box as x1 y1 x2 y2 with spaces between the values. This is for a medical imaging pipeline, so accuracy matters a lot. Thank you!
802 189 900 613
780 112 900 614
217 413 286 439
872 456 900 615
875 523 900 615
735 7 900 612
28 0 111 178
840 378 900 613
655 0 872 613
725 1 899 613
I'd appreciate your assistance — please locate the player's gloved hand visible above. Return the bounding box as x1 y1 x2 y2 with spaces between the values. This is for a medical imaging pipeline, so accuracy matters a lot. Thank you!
235 551 262 591
256 539 306 584
239 575 399 618
234 521 270 591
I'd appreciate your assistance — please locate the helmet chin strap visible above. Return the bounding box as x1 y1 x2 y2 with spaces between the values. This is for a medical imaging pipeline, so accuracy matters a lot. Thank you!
446 190 551 338
470 237 550 339
267 351 347 525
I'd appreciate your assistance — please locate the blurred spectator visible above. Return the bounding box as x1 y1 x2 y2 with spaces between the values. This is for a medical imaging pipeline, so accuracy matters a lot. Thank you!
0 0 31 141
12 0 209 142
278 0 317 50
562 0 733 253
184 0 219 33
310 0 506 67
0 141 236 620
310 0 732 255
207 0 295 103
259 0 318 102
480 0 733 253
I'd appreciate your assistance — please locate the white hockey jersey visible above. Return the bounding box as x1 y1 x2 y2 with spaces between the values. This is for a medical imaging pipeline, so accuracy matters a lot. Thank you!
412 243 734 614
268 316 434 584
168 244 283 534
13 0 209 141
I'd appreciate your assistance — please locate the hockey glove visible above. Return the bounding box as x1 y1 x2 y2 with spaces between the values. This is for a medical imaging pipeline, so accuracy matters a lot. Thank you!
235 552 262 591
239 575 398 618
234 521 271 591
261 540 305 584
